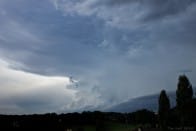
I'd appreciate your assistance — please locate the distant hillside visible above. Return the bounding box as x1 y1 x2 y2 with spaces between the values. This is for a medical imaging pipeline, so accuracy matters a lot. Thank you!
106 91 177 113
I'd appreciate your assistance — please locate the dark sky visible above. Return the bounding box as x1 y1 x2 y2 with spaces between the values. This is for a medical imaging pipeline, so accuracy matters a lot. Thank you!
0 0 196 114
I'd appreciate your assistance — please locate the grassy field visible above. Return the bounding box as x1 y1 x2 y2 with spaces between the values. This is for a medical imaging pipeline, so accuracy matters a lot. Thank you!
104 122 136 131
71 122 137 131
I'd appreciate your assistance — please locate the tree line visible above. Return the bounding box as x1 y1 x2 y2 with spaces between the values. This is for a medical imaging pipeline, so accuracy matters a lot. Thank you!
158 75 196 130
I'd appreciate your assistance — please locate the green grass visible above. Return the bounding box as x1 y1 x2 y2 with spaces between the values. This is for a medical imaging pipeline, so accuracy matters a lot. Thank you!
83 125 96 131
71 121 138 131
105 121 136 131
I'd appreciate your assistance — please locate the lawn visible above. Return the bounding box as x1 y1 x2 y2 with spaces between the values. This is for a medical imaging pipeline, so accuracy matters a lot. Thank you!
71 121 137 131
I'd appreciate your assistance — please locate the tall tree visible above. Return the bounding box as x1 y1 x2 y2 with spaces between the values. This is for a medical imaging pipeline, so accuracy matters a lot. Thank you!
158 90 170 129
176 75 193 108
176 75 193 126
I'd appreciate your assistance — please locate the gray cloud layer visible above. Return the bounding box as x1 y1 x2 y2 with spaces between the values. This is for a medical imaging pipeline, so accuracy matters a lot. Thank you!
54 0 196 29
0 0 196 113
106 0 195 18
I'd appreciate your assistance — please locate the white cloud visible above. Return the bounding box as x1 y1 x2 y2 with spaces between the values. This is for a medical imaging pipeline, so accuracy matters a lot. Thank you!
0 59 77 114
0 58 107 114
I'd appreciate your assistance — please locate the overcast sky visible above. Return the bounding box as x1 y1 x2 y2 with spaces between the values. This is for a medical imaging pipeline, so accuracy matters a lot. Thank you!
0 0 196 114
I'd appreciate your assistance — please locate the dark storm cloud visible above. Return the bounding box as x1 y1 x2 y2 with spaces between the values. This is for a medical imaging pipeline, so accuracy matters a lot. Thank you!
0 0 104 76
1 0 196 114
105 0 196 21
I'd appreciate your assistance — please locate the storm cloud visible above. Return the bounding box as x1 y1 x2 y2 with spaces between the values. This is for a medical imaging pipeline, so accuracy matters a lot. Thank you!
0 0 196 113
54 0 196 28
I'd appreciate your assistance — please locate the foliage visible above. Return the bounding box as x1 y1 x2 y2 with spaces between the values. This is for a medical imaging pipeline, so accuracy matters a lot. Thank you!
176 75 193 108
158 90 170 128
176 75 194 126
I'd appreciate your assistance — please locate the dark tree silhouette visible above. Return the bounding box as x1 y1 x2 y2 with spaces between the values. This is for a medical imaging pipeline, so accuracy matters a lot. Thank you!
158 90 170 129
176 75 194 126
176 75 193 108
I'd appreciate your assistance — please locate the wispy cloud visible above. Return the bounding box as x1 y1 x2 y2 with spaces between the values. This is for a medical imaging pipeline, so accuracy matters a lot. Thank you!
53 0 196 29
